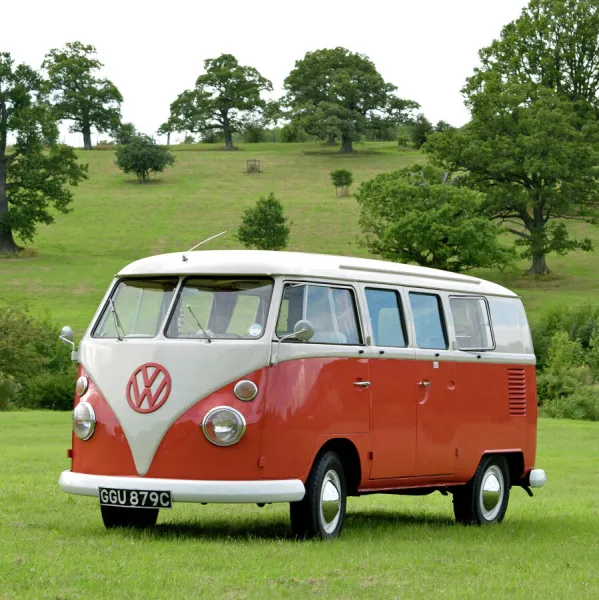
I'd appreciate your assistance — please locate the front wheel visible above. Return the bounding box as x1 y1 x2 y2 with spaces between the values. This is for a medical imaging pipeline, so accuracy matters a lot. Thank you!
453 455 510 525
101 505 159 529
290 450 347 540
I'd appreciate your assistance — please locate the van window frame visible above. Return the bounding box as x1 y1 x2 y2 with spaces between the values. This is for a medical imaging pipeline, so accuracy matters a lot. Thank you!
408 291 449 350
449 294 496 352
364 287 409 348
164 275 275 341
275 280 366 346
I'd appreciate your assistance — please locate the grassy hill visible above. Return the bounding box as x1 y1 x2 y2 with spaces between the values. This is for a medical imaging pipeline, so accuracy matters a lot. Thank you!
1 141 598 334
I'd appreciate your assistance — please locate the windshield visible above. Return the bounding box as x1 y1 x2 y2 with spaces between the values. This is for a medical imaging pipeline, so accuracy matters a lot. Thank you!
93 278 178 338
166 278 273 340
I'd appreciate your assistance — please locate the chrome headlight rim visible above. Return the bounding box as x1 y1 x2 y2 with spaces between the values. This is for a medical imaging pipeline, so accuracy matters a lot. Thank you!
76 375 89 397
201 406 246 447
233 379 258 402
73 400 96 441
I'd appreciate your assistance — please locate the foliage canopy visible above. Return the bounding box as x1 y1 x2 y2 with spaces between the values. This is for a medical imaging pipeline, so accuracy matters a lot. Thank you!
237 192 290 251
115 135 175 182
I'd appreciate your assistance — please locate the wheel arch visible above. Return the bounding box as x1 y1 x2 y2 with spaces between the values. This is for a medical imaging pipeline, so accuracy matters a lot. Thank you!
312 438 362 496
482 450 524 486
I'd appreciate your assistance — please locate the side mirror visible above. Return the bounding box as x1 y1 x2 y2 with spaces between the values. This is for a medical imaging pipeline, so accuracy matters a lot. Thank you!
60 326 75 345
293 320 315 342
59 325 79 362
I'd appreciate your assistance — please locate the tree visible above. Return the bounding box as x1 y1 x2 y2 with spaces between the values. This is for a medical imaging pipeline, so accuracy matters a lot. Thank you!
237 192 290 250
0 53 88 254
161 54 272 151
113 122 137 145
330 169 353 196
115 135 175 182
356 164 515 272
42 42 123 150
426 0 599 275
434 120 452 133
409 114 434 148
284 47 419 153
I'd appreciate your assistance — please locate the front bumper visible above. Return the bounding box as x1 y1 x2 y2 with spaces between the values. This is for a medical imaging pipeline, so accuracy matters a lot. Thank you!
59 471 306 504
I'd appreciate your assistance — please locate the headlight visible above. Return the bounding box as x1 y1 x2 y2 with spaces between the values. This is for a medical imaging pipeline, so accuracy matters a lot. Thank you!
233 380 258 402
73 401 96 441
202 406 246 446
76 376 89 397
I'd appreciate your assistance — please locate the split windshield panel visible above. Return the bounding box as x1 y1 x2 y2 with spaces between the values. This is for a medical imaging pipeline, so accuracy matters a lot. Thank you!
408 292 448 350
165 278 273 340
276 283 362 345
365 288 408 347
449 296 495 351
93 278 178 338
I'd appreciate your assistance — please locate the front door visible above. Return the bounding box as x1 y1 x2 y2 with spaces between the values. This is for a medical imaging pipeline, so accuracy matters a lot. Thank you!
408 292 457 476
364 287 417 479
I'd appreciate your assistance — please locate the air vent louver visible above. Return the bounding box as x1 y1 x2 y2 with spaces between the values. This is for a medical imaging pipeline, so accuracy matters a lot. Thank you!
508 368 527 416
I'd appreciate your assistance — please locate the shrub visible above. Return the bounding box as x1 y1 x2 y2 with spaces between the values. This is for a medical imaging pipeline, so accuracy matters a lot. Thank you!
115 134 175 182
18 370 76 411
0 305 75 410
237 192 290 251
330 169 353 196
544 387 599 421
243 126 265 143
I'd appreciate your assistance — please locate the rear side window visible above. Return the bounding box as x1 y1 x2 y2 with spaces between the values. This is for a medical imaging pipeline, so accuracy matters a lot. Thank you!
277 283 362 345
449 296 494 350
409 293 448 350
365 289 407 347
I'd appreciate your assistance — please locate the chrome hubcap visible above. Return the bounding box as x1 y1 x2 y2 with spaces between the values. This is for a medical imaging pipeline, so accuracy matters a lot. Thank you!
480 465 504 521
320 470 341 534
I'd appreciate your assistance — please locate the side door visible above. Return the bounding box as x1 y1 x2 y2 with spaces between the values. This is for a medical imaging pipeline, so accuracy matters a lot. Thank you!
261 282 371 480
362 286 417 479
407 291 458 477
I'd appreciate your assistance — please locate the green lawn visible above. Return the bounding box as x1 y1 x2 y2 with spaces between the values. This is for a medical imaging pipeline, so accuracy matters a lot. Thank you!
2 141 598 336
0 412 597 598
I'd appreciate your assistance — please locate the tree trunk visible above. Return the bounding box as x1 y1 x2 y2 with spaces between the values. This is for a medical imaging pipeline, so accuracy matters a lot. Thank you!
340 134 353 153
0 161 18 254
82 123 93 150
166 132 171 146
327 133 337 146
527 253 550 275
224 126 233 150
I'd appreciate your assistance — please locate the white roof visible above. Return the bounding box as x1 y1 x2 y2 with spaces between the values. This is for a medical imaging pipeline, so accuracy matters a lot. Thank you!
117 250 517 297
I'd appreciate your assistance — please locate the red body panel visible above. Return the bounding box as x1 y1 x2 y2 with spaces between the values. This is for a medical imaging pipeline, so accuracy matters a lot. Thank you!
71 358 537 488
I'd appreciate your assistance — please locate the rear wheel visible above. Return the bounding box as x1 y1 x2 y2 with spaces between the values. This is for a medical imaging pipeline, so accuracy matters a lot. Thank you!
101 505 159 529
290 450 347 540
453 455 510 525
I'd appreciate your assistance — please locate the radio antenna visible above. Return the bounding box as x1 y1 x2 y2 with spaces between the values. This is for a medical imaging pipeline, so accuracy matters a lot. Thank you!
182 230 227 262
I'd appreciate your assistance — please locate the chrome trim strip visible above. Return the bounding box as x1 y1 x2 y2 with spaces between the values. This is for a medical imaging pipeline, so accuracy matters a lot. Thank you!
58 471 306 503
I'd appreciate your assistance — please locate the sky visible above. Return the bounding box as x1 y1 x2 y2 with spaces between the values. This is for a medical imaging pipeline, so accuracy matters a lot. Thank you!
4 0 530 145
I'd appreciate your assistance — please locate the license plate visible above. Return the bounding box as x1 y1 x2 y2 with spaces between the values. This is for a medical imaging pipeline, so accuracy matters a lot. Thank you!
99 487 172 509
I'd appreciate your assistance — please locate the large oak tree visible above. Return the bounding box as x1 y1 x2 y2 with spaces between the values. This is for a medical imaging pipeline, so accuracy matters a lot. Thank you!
284 47 419 153
161 54 272 150
426 0 599 275
43 42 123 150
0 53 88 254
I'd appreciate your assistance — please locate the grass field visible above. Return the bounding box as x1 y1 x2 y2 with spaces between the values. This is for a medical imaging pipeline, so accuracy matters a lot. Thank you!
0 412 597 598
1 141 599 336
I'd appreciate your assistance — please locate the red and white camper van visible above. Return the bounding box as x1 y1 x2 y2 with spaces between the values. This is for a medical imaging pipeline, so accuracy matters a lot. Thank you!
58 250 546 539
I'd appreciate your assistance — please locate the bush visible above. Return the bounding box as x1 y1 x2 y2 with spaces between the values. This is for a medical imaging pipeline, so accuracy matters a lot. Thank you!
18 370 76 411
115 134 175 182
544 387 599 421
237 192 290 251
243 126 265 143
280 124 311 143
330 169 353 196
0 305 75 410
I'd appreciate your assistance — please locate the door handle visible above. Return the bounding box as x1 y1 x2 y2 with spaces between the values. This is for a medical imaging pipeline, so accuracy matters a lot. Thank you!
417 381 431 388
354 380 371 389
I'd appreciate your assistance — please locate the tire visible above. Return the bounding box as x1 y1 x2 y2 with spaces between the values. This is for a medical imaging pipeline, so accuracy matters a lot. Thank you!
453 455 510 525
101 505 159 529
290 450 347 540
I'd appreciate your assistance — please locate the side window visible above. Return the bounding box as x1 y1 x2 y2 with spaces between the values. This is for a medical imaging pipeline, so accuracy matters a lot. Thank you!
449 296 494 350
365 289 407 347
409 293 448 350
276 284 362 345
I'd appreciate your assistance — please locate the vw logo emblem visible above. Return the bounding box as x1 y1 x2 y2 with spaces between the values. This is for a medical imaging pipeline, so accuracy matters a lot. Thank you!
126 363 172 413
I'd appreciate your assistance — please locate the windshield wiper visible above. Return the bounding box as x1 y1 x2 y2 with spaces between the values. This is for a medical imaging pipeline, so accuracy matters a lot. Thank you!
184 300 211 343
109 298 125 341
